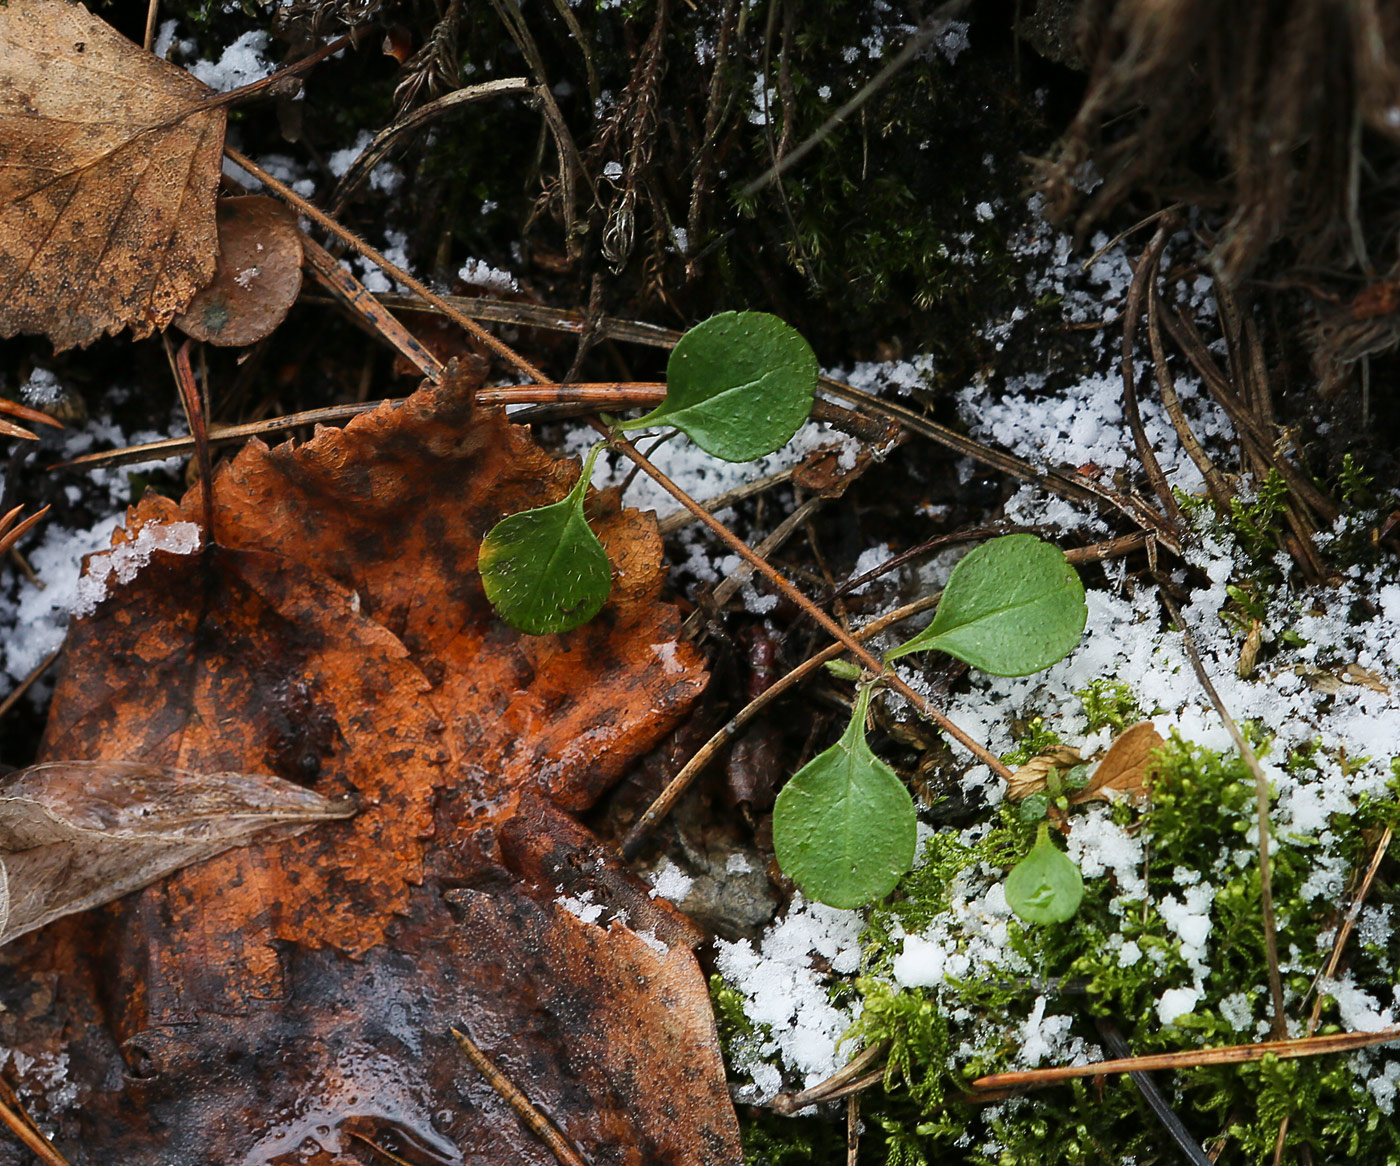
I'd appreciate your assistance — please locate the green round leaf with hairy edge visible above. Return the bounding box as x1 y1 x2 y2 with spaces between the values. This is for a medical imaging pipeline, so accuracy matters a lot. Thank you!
625 311 817 462
478 444 612 636
772 686 917 909
885 534 1086 676
1005 822 1084 925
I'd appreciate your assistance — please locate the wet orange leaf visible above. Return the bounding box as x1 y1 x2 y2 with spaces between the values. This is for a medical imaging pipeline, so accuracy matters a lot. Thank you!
0 363 737 1165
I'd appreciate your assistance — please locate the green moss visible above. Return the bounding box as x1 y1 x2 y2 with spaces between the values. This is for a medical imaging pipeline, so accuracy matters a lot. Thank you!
1074 679 1145 734
729 728 1400 1164
999 717 1064 768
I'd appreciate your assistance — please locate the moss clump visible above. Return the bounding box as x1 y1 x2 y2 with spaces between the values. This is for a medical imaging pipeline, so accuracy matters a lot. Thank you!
1075 679 1145 734
727 723 1400 1164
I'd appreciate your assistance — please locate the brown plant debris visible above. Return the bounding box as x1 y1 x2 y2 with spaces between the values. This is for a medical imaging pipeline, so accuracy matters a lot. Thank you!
0 760 354 948
1042 0 1400 284
0 0 226 351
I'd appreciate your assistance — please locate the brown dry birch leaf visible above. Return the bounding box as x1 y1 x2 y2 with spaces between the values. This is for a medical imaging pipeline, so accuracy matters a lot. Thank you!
0 760 354 947
1005 744 1083 800
174 196 304 346
0 0 225 350
0 362 736 1166
1070 720 1164 806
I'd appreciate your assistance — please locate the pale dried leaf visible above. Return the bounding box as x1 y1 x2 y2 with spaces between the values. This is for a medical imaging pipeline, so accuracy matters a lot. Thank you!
0 760 354 946
1341 663 1390 694
1005 745 1083 800
1238 618 1263 678
0 0 226 350
1294 664 1351 694
1071 721 1163 805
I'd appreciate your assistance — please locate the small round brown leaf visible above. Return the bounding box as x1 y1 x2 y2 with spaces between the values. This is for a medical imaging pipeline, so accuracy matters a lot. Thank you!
174 197 304 346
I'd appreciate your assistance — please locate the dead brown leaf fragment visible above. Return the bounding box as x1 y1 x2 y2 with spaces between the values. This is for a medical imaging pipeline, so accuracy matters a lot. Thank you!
1006 744 1083 801
1004 721 1162 806
1074 720 1162 805
1 365 736 1165
0 760 354 948
0 0 225 350
174 196 304 346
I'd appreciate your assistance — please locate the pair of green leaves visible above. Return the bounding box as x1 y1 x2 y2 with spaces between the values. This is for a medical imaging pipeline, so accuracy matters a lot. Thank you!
480 311 818 636
773 535 1088 909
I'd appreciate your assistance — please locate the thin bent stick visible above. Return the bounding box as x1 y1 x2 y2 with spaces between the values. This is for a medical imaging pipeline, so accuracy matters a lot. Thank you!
451 1028 586 1166
346 1131 417 1166
621 590 942 860
52 387 668 472
170 339 216 547
224 147 546 384
1095 1017 1214 1166
1120 224 1184 532
0 1078 70 1166
619 534 1151 859
301 235 445 380
1305 823 1394 1026
1147 283 1233 511
1159 591 1287 1039
0 649 60 724
971 1026 1400 1092
1278 825 1396 1163
344 288 1181 545
769 1041 888 1115
0 506 50 557
143 0 159 51
600 424 1013 781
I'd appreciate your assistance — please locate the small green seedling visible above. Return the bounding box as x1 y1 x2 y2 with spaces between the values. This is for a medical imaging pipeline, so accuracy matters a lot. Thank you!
478 442 612 635
772 683 917 909
481 311 818 635
1004 821 1084 924
885 533 1087 675
621 311 817 463
774 535 1088 908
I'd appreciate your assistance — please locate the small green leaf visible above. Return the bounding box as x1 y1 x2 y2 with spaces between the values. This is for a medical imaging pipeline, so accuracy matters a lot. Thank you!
824 659 863 682
625 311 817 462
885 534 1087 675
1004 822 1084 925
772 685 917 909
479 443 612 635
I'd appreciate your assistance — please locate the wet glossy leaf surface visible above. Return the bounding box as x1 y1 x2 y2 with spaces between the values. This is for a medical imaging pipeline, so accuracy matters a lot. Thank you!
886 534 1087 675
772 686 916 909
629 311 817 462
0 364 737 1165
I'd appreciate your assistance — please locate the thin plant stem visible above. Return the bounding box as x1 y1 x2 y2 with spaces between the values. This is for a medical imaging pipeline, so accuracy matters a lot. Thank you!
451 1028 586 1166
597 424 1013 780
1159 591 1287 1038
620 534 1150 857
971 1025 1400 1092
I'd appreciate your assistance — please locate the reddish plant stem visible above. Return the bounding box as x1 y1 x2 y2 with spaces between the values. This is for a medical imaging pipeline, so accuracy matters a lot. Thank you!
598 423 1013 781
